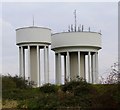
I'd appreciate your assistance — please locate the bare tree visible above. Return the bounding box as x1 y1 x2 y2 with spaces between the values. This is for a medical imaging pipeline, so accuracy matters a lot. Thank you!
100 62 119 84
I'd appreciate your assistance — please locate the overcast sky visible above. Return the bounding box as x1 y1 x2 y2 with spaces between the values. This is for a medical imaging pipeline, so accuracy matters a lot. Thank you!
0 2 118 82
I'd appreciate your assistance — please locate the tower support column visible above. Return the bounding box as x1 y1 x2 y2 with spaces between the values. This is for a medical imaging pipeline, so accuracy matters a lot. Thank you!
19 47 22 77
20 46 25 79
44 46 49 84
64 55 67 83
95 52 98 83
55 53 61 84
78 51 81 78
92 53 96 84
47 46 49 83
66 51 70 81
91 54 94 83
28 45 31 82
88 51 91 83
37 45 40 87
80 53 86 79
84 55 86 80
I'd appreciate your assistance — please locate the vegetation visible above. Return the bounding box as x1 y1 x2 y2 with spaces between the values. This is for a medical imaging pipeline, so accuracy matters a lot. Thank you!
2 74 120 110
100 63 119 84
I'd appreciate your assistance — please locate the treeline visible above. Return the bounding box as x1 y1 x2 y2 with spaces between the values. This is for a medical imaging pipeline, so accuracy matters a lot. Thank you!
2 75 120 110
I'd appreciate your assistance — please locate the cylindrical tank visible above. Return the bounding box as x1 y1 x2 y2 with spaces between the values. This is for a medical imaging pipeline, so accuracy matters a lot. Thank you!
51 32 101 50
16 26 51 45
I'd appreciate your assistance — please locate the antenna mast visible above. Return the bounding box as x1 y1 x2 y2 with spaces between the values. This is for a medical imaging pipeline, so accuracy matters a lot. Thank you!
74 10 77 32
33 15 34 26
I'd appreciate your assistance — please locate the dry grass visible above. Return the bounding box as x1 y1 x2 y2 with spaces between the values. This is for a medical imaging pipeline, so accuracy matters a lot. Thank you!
2 100 18 108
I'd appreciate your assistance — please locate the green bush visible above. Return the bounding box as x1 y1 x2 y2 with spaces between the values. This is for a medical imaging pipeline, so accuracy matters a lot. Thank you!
2 75 16 90
39 83 59 93
27 94 59 110
2 75 30 90
61 79 90 94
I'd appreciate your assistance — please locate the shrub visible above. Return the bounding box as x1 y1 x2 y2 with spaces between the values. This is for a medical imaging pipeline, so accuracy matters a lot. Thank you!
39 83 59 93
27 94 59 110
2 75 30 90
61 79 90 94
2 75 16 90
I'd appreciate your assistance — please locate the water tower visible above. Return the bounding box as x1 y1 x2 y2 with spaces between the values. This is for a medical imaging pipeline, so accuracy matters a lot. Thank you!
16 26 51 87
51 31 102 84
51 10 102 84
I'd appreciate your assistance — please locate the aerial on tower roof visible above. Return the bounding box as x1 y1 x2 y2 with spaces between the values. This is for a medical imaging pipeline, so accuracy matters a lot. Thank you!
32 15 34 26
67 10 101 34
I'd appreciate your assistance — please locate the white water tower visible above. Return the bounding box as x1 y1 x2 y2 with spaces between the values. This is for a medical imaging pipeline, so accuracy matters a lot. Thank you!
16 26 51 87
51 10 102 84
51 31 102 84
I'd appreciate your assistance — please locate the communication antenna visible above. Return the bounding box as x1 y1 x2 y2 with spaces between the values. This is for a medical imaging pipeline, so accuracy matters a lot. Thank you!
71 24 73 32
88 27 90 32
68 25 70 32
74 10 77 32
100 30 101 34
78 24 81 32
32 15 34 26
82 25 84 32
78 26 80 32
